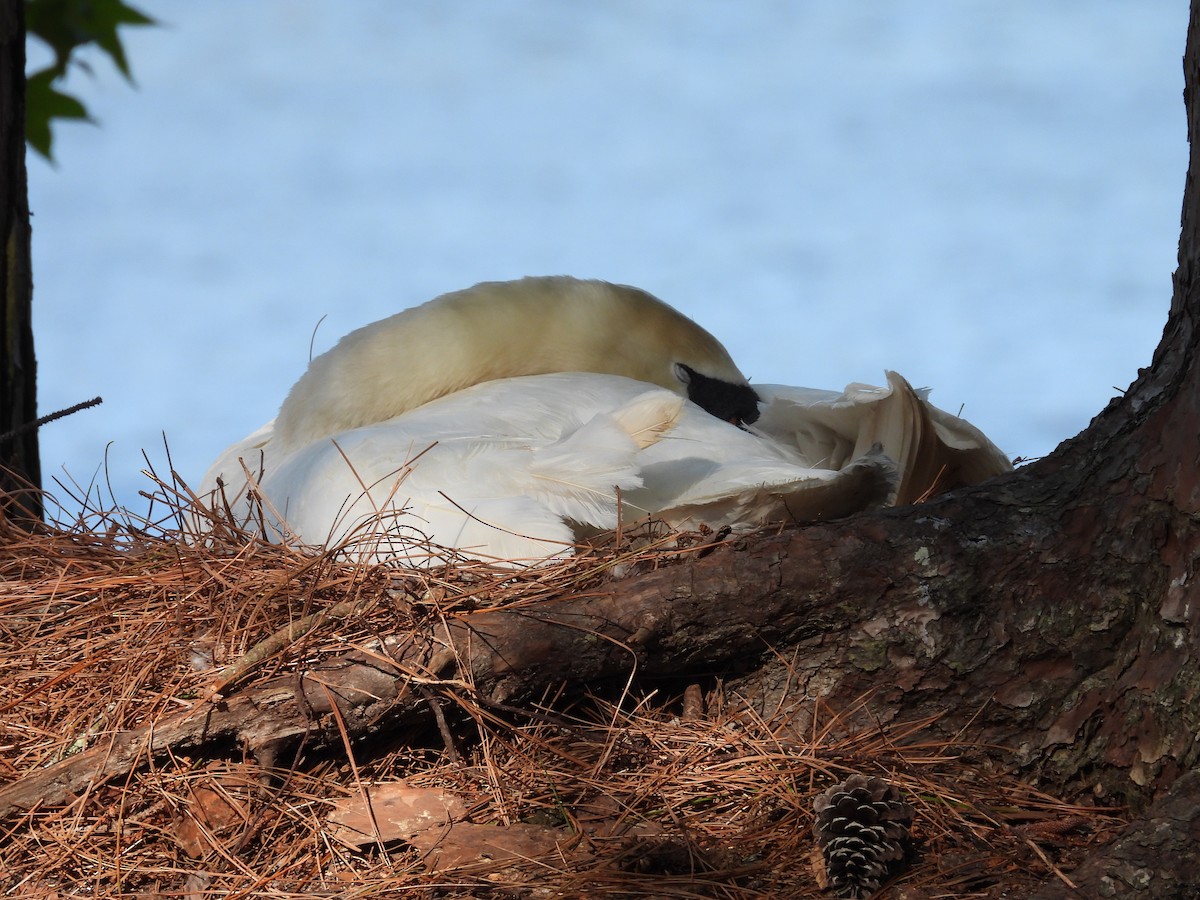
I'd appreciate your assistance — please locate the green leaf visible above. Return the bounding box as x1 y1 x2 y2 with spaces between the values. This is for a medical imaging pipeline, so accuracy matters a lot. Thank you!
88 0 156 81
25 0 156 82
25 66 93 161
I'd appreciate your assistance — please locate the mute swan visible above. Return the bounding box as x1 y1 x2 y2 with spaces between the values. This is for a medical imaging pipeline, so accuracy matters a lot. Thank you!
197 276 1011 566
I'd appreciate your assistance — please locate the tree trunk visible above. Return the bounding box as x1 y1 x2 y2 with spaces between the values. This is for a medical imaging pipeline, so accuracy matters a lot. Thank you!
0 0 40 522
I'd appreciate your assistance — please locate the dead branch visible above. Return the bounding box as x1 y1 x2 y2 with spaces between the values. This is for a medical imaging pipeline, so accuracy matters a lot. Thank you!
0 396 102 446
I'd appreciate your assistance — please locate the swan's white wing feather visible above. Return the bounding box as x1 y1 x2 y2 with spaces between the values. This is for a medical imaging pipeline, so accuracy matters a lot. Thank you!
253 376 684 564
648 448 897 531
528 390 684 526
196 370 1007 567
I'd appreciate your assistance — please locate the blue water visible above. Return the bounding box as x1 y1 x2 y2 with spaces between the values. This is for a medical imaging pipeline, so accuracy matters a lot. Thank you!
27 1 1187 521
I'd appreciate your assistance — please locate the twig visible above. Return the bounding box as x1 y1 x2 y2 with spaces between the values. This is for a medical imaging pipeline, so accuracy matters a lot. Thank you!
695 525 732 558
206 594 361 698
0 396 102 445
1023 836 1080 890
419 685 462 765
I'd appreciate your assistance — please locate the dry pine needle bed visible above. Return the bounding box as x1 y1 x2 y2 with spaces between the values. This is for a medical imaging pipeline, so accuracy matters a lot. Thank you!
0 493 1125 898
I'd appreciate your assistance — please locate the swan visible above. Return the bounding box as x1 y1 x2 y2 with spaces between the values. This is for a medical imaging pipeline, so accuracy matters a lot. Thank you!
196 277 1011 566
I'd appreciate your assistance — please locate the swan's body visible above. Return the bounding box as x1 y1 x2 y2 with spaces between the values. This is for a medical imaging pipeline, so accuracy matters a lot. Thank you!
258 378 692 564
196 276 1011 566
202 373 906 566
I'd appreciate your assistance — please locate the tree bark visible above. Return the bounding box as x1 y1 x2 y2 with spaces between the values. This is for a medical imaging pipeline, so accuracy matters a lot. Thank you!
1029 770 1200 899
0 0 40 522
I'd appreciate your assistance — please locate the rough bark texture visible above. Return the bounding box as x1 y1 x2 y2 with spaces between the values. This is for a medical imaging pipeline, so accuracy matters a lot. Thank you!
0 0 40 521
1029 770 1200 899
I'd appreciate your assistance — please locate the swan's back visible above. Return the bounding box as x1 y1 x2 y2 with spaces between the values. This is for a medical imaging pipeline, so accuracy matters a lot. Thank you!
274 276 748 449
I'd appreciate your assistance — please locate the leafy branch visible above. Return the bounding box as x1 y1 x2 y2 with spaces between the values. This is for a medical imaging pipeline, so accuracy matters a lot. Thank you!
24 0 155 161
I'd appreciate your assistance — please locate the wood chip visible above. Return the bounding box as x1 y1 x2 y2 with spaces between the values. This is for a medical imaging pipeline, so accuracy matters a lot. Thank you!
174 764 260 858
326 781 467 848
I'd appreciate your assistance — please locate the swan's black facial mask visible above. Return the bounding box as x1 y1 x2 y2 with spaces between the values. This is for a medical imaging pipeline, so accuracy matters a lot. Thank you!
674 363 761 427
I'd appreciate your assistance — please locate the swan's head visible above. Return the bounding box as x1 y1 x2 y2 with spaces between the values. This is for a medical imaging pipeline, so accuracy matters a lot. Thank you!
673 362 761 427
275 276 761 448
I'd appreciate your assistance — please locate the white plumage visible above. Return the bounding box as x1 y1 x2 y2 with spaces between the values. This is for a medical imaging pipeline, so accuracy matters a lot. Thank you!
197 277 1010 566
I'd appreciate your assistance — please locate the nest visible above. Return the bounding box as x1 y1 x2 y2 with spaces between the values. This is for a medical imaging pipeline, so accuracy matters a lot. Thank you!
0 474 1125 898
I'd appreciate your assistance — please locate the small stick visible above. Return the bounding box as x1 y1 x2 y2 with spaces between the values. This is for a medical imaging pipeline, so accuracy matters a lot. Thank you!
0 396 103 445
1023 837 1079 890
681 683 705 721
418 685 462 765
206 596 360 698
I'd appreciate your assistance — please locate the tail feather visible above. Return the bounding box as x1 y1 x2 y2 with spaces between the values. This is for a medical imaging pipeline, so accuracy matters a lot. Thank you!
755 374 1011 505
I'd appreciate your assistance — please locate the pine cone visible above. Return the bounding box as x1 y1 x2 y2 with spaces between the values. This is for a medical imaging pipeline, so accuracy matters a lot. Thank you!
813 774 914 898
